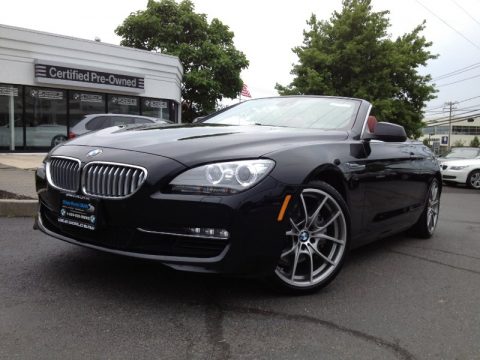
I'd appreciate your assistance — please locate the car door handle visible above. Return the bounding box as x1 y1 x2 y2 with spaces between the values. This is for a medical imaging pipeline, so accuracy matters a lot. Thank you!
345 163 366 170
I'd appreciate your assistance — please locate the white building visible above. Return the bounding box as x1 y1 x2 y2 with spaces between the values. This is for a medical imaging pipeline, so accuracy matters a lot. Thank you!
0 24 183 151
421 115 480 152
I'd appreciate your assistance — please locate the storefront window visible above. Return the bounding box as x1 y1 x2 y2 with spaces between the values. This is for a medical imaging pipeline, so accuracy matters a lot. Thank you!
69 91 106 127
141 98 171 120
0 84 23 150
107 95 139 114
25 87 67 148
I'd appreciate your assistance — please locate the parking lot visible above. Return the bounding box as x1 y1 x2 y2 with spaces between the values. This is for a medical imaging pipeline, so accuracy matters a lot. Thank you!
0 186 479 360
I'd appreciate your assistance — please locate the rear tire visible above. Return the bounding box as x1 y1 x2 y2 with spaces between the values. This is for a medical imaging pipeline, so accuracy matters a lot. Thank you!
409 178 440 239
467 170 480 189
51 135 67 147
270 181 350 294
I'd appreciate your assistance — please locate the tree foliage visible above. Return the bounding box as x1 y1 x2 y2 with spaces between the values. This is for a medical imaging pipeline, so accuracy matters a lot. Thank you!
276 0 437 138
116 0 248 121
470 136 480 148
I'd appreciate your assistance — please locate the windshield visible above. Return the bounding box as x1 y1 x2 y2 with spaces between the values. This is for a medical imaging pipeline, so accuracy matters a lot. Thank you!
204 97 361 130
444 148 480 159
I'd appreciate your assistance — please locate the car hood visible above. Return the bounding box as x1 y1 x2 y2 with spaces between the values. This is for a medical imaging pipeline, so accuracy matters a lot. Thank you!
440 158 480 166
65 124 348 166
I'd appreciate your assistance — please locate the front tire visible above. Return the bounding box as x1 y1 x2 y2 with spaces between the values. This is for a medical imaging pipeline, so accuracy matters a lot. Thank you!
467 170 480 189
271 181 350 294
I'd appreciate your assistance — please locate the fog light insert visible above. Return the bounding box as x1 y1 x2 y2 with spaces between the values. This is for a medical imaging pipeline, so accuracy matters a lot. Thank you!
187 227 230 239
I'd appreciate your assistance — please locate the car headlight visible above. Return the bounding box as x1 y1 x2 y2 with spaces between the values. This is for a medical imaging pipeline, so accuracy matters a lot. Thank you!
450 165 468 170
169 159 275 194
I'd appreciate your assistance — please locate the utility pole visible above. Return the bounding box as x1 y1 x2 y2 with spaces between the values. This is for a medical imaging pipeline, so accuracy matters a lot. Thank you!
444 101 458 150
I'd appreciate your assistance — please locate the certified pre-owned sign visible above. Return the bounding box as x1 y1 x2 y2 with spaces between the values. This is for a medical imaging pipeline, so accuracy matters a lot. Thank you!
34 61 145 93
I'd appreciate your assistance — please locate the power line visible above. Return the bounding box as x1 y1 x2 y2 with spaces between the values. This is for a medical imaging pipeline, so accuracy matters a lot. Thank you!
425 108 480 122
425 95 480 110
426 104 480 113
424 112 480 127
415 0 480 52
425 108 480 123
432 61 480 81
436 73 480 87
433 63 480 81
449 0 480 28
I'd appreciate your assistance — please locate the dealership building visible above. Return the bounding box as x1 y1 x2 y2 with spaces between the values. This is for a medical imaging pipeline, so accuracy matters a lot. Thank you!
0 24 183 152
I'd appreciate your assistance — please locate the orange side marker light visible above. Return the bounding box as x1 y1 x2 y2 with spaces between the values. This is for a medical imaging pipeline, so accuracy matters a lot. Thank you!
277 194 292 222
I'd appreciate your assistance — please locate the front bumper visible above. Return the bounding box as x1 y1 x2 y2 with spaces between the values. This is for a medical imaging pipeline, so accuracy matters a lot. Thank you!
440 168 468 184
36 156 295 275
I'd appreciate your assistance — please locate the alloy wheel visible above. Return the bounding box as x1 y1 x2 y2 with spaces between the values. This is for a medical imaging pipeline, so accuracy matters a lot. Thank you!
469 171 480 189
275 188 347 288
426 180 440 234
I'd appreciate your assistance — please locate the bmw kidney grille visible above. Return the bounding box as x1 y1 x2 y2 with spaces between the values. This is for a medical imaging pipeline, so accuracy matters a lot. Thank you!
47 157 147 198
47 157 81 192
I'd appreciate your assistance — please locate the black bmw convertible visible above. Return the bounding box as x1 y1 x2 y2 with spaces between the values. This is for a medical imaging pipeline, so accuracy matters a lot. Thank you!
35 96 442 293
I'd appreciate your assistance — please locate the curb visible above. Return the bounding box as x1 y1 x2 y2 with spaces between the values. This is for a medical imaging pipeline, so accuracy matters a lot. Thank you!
0 199 38 217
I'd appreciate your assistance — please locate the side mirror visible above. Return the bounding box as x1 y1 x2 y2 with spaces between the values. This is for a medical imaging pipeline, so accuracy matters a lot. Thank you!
373 122 407 142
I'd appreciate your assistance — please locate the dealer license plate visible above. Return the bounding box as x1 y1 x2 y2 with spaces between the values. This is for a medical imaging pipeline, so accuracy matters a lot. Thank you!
58 193 98 231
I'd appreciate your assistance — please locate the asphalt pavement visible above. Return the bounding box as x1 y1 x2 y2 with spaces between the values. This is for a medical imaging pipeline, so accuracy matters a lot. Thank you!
0 186 479 359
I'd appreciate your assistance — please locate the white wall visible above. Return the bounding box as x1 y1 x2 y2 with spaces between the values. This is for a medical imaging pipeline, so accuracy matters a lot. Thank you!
0 24 183 102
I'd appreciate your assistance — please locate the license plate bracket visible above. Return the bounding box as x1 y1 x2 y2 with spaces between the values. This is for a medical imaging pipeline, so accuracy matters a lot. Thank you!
58 193 98 231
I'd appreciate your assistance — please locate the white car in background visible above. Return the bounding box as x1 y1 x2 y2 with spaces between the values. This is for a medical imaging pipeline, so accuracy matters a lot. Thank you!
440 157 480 189
0 120 67 148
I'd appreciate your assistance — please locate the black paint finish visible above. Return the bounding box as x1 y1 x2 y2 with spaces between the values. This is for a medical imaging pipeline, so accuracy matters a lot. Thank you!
35 96 442 275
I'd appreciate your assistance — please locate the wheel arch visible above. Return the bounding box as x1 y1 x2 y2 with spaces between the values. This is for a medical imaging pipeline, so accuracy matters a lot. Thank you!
303 164 348 202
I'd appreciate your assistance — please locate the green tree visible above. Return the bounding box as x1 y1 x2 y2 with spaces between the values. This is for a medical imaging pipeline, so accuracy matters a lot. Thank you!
116 0 249 121
470 136 480 147
276 0 437 138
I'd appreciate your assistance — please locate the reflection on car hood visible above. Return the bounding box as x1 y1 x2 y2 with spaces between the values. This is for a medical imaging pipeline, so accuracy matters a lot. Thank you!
65 124 349 166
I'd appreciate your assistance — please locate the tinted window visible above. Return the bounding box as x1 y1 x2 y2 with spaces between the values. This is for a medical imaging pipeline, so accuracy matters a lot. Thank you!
24 86 67 148
133 117 154 125
141 98 171 120
86 116 111 130
111 116 135 126
69 92 105 127
107 95 139 114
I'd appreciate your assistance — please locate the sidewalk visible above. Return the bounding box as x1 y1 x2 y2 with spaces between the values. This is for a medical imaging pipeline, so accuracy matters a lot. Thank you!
0 153 45 217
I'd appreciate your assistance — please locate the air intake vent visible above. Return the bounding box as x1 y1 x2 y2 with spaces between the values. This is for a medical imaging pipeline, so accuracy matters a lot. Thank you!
47 157 81 192
82 162 147 199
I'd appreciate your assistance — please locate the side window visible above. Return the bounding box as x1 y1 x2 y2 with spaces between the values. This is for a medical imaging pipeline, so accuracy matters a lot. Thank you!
133 117 153 125
86 116 111 130
111 116 135 126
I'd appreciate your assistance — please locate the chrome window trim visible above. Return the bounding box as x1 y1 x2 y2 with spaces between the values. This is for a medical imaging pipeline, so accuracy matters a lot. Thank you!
81 161 148 200
46 156 82 193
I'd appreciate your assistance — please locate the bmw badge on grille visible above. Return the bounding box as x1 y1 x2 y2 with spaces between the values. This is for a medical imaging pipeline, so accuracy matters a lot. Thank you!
86 149 103 158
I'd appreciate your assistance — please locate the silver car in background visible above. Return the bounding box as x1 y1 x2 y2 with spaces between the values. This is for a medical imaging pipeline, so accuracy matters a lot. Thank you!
68 113 173 140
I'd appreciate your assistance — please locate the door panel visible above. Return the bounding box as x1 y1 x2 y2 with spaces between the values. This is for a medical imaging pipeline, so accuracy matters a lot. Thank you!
346 141 424 240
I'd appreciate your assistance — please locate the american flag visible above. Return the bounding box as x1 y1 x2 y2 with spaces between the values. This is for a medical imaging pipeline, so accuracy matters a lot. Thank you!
241 84 252 98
